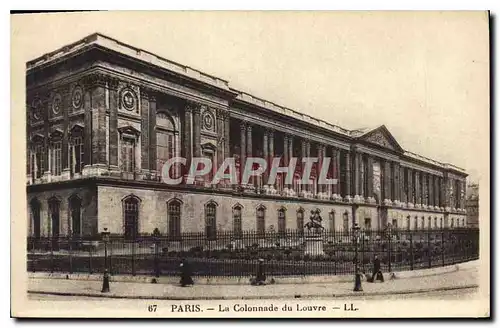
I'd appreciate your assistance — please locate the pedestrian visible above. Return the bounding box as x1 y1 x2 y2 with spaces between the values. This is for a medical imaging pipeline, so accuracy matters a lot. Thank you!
371 255 384 283
179 258 194 287
253 258 266 286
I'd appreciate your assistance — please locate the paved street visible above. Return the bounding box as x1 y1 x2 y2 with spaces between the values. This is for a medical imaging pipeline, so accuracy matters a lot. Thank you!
28 266 478 300
28 286 479 301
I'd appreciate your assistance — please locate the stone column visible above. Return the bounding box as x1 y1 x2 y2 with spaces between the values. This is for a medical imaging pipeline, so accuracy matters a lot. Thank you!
353 150 360 198
434 176 440 208
305 139 311 194
428 175 434 207
393 162 400 203
61 86 70 179
262 129 269 188
108 78 119 170
140 90 150 173
223 112 230 160
383 160 391 204
148 92 157 172
283 134 290 192
268 129 275 191
399 165 405 203
192 105 202 158
317 144 324 196
415 171 421 206
332 147 341 199
407 168 413 205
344 150 352 200
246 124 253 188
360 154 365 198
216 108 224 174
366 155 374 200
239 121 247 186
183 103 193 178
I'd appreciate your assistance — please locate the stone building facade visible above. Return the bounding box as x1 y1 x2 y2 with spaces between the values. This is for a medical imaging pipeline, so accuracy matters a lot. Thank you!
466 183 479 228
26 33 468 239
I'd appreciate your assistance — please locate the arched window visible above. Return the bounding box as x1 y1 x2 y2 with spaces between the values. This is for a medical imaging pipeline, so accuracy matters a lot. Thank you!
156 112 176 174
69 195 82 236
167 199 181 240
30 198 41 239
414 216 418 230
48 197 60 238
69 124 85 175
451 218 455 228
440 217 443 228
278 207 286 235
428 217 432 230
462 218 465 227
256 205 266 236
123 196 140 240
406 215 411 230
343 211 349 232
328 210 335 232
421 216 425 229
297 208 305 233
434 217 438 229
233 205 242 238
205 202 217 240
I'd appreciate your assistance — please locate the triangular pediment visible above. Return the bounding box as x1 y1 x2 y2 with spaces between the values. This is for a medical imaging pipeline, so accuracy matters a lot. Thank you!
355 125 404 152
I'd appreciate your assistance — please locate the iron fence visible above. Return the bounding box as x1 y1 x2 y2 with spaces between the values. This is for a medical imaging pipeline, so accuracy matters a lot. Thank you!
27 228 479 278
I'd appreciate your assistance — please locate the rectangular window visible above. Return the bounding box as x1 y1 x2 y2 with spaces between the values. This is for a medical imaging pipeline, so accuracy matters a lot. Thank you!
343 213 349 232
50 141 62 176
32 144 45 179
205 205 217 240
121 138 135 173
71 136 84 174
257 208 266 237
168 202 181 240
364 217 372 230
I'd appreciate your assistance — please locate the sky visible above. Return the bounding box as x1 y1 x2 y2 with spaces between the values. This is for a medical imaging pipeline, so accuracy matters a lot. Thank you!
11 11 489 183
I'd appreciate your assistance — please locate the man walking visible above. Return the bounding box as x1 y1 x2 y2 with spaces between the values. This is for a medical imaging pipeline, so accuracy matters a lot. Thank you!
371 255 384 282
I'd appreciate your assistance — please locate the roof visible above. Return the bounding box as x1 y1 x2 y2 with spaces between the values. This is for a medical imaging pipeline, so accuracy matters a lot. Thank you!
26 32 467 175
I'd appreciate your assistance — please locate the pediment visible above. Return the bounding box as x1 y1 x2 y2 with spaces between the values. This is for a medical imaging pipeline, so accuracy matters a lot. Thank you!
356 125 403 152
118 125 141 136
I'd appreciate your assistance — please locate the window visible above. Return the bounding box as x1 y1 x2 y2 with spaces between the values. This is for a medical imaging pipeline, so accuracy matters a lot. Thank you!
392 219 398 229
428 217 431 230
406 216 411 230
157 130 175 173
451 218 454 228
440 218 443 228
48 198 60 238
50 141 62 176
71 136 85 174
364 217 372 230
278 208 286 235
462 218 465 227
297 208 305 233
414 216 418 230
343 212 349 232
32 142 45 179
256 206 266 236
328 210 335 232
233 205 242 238
421 217 425 229
168 200 181 240
434 217 438 229
205 202 217 240
30 199 41 238
69 195 82 236
121 137 136 173
70 125 85 175
123 196 139 240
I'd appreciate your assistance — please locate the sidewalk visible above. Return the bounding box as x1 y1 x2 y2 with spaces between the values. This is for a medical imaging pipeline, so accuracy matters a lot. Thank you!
28 266 478 300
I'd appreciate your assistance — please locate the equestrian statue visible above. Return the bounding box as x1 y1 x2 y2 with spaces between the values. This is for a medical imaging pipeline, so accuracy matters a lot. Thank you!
304 209 325 233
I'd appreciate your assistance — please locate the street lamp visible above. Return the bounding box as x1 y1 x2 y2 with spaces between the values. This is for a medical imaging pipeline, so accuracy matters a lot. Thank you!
101 227 110 293
152 228 161 277
387 223 393 273
353 223 363 292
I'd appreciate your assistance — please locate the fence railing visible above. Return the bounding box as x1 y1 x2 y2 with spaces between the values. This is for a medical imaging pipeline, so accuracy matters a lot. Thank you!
27 228 479 278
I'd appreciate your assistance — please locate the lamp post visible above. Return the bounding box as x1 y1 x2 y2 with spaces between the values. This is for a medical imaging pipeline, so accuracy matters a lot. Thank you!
353 223 363 292
387 224 393 273
152 228 161 277
101 227 110 293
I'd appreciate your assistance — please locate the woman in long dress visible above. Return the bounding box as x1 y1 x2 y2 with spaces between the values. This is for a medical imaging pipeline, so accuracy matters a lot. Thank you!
179 259 194 287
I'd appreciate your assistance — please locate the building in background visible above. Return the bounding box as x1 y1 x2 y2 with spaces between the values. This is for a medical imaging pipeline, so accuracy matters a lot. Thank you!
466 183 479 228
26 33 468 239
